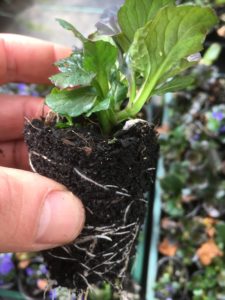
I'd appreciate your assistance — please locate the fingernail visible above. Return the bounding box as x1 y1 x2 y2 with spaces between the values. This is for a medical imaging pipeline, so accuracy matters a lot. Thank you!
36 191 84 245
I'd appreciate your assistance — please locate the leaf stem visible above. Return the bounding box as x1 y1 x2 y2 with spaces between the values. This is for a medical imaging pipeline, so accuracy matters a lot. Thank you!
127 70 136 108
116 77 154 122
97 71 109 98
117 54 169 123
65 115 74 126
97 111 112 135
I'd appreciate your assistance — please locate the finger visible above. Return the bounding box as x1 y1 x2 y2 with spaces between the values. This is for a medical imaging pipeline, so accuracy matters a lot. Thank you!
0 167 85 252
0 95 48 141
0 140 29 170
0 34 71 84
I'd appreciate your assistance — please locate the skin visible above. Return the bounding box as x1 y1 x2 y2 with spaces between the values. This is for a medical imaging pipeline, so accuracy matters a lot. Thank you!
0 34 85 253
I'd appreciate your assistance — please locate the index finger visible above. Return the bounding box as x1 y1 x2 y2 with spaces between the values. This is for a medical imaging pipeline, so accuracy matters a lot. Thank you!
0 34 72 84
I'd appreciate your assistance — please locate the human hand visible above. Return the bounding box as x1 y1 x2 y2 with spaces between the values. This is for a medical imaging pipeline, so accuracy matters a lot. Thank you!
0 34 85 253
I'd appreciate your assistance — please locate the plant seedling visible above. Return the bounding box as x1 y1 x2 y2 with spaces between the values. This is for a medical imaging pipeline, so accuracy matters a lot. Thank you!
24 0 218 298
46 0 217 135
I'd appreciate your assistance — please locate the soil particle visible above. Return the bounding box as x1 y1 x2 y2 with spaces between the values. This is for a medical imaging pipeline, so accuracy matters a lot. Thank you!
24 119 158 293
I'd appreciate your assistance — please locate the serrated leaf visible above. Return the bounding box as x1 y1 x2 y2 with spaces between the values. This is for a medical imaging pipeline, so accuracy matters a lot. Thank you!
86 97 111 117
50 53 95 89
55 54 83 73
50 65 95 89
50 71 95 89
118 0 175 44
154 75 195 95
46 87 96 117
56 18 87 43
129 5 217 96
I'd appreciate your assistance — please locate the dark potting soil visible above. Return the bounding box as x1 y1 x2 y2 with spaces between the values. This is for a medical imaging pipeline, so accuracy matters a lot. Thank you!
24 119 158 294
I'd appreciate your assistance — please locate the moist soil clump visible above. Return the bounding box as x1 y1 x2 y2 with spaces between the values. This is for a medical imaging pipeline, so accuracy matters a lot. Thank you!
24 119 158 293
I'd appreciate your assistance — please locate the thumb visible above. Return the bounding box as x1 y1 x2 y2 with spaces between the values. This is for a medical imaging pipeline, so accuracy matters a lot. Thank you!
0 167 85 252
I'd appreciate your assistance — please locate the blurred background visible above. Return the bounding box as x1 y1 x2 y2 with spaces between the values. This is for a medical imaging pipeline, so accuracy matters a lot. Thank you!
0 0 123 46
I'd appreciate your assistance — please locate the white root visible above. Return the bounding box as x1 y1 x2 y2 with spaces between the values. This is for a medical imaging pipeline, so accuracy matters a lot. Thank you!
110 231 131 236
28 153 37 172
79 262 91 271
61 246 73 257
77 273 92 290
147 167 156 171
116 191 131 197
47 252 79 262
24 117 42 131
123 200 135 224
93 224 116 231
91 253 118 271
74 244 96 258
115 223 137 230
30 151 58 165
85 206 94 215
102 252 115 257
105 184 120 189
119 224 140 278
75 234 112 245
74 168 109 191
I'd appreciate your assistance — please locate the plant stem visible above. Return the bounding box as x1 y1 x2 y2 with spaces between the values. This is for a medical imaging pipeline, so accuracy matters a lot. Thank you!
127 70 136 109
97 71 109 98
65 115 74 126
116 77 154 122
97 111 112 135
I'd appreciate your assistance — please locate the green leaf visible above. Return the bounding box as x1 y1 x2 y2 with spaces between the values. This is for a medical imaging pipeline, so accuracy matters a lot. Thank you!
46 87 96 117
55 54 82 73
118 0 175 44
216 0 225 3
50 71 94 89
154 75 195 95
83 40 118 74
130 6 217 79
56 18 87 43
86 97 111 117
114 33 131 53
83 40 118 96
125 5 217 117
164 199 184 218
161 174 184 195
158 58 196 84
216 223 225 244
86 80 128 117
50 55 95 89
113 82 128 105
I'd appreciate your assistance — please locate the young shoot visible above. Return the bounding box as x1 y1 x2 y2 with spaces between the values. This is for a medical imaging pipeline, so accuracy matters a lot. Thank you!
46 0 217 134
